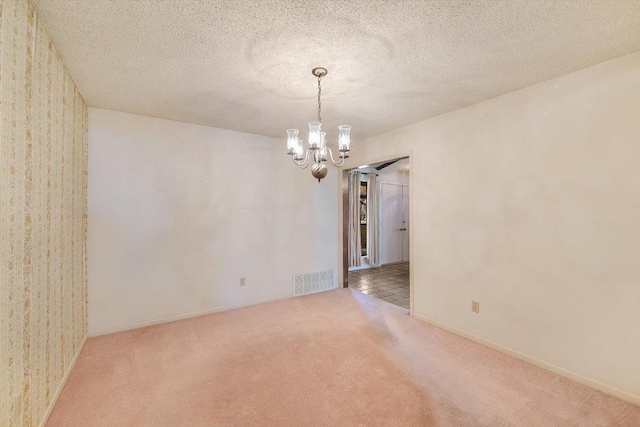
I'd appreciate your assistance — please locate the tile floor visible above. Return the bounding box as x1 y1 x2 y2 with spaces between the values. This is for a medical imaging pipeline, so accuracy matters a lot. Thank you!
348 262 409 309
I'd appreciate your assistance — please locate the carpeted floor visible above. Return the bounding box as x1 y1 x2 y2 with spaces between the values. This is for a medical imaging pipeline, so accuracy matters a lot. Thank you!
48 289 640 426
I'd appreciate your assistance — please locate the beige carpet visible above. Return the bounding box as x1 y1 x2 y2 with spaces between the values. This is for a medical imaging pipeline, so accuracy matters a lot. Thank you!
48 289 640 426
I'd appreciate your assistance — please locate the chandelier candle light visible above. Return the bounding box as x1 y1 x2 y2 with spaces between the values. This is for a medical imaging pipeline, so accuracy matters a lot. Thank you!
286 67 351 182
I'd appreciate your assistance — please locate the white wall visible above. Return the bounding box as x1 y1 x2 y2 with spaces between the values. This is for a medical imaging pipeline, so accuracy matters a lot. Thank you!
88 109 338 335
378 159 410 185
357 159 409 185
342 51 640 401
378 171 409 186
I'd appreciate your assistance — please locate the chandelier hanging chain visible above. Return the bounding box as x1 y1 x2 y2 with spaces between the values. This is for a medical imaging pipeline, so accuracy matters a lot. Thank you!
317 74 322 123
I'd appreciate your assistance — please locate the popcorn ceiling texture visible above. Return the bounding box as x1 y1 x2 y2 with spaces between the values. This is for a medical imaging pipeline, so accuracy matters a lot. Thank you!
29 0 640 139
0 1 88 425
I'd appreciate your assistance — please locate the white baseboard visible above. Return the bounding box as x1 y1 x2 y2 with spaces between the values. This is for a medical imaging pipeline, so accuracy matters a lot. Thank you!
38 336 88 427
89 293 293 337
413 313 640 407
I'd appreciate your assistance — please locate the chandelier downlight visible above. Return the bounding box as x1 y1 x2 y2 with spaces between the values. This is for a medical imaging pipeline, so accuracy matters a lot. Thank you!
285 67 351 182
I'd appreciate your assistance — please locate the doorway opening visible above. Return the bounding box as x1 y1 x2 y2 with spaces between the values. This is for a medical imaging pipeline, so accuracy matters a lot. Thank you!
344 157 410 310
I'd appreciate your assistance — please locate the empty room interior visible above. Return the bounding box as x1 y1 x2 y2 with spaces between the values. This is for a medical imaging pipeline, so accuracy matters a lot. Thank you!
2 1 640 426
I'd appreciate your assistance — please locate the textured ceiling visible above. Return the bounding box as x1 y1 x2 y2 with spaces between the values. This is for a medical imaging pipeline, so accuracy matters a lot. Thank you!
32 0 640 140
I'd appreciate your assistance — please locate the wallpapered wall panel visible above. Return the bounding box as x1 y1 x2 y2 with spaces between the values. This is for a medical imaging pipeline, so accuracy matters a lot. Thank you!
0 1 88 426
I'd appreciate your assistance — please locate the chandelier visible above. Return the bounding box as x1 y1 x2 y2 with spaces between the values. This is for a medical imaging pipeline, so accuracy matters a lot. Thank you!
286 67 351 182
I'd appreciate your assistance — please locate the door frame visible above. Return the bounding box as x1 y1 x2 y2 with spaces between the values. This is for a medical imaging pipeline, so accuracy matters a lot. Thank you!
338 151 414 315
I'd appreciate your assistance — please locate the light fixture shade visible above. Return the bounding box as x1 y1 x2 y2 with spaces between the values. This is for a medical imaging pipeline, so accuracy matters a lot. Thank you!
293 140 304 160
338 125 351 152
287 129 299 154
318 132 327 161
308 122 322 149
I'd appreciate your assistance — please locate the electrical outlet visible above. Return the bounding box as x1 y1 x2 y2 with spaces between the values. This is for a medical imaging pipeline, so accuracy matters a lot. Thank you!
471 301 480 313
239 277 246 287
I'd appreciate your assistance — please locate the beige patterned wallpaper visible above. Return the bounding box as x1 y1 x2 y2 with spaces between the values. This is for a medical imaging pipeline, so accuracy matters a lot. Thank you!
0 1 88 426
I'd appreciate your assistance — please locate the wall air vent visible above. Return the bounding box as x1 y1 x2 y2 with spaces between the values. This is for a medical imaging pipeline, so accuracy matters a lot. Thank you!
293 269 336 296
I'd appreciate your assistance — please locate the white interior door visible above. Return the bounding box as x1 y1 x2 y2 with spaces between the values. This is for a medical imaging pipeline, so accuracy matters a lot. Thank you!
380 183 403 264
402 185 410 262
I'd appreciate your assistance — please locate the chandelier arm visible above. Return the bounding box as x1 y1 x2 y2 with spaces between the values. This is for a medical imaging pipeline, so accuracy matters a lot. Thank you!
292 148 311 169
327 147 346 167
